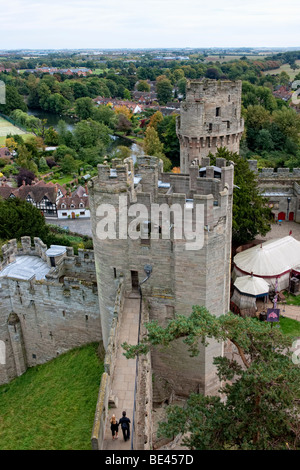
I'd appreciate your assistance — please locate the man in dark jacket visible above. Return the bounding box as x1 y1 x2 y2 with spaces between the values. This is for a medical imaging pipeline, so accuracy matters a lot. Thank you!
119 411 131 442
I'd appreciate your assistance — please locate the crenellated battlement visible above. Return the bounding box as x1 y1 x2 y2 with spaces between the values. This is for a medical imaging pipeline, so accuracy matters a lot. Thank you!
177 79 244 173
248 160 300 178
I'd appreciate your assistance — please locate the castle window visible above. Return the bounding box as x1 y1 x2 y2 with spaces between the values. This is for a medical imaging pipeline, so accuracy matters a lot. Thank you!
216 107 221 117
209 123 212 131
32 354 36 359
113 268 117 279
228 95 231 102
227 121 230 129
62 310 65 317
85 315 88 321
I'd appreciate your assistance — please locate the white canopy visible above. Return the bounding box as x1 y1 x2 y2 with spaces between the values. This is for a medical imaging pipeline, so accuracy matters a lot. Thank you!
234 275 269 297
234 236 300 277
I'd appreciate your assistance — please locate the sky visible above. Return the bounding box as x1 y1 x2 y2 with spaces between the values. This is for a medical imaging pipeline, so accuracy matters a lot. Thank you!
0 0 299 50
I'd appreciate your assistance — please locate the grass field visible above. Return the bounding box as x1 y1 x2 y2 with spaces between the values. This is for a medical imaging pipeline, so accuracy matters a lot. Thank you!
0 115 30 145
279 316 300 337
0 343 104 450
263 61 300 80
205 55 268 63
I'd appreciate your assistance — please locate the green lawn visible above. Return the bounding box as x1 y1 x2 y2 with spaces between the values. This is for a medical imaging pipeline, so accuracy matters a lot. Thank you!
279 316 300 337
0 343 104 450
50 175 75 185
282 292 300 306
263 61 300 80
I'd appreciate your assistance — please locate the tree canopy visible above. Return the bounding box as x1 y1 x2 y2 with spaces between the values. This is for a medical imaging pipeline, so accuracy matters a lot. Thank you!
0 198 49 241
122 306 300 450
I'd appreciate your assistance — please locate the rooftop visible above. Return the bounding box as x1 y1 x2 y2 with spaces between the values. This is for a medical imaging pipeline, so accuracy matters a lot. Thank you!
0 255 50 281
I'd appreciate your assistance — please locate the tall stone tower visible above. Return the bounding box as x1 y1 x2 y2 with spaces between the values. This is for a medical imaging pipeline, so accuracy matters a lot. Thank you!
177 79 244 173
89 154 234 398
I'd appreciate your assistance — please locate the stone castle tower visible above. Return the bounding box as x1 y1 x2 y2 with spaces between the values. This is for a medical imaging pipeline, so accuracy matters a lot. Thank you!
177 79 244 173
89 156 234 397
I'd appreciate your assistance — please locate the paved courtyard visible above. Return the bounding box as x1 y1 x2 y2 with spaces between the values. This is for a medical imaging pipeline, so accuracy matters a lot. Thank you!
258 220 300 242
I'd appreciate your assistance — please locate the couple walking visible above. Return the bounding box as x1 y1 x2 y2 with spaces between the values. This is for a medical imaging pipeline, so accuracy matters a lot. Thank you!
110 411 131 442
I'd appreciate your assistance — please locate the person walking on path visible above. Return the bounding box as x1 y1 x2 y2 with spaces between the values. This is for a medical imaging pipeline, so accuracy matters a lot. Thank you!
110 414 119 440
119 411 131 442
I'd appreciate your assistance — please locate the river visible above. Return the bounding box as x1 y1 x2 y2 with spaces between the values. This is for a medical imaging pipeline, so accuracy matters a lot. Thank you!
28 108 143 160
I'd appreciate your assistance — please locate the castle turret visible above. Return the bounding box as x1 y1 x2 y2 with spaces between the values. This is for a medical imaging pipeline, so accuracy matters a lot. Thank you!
177 79 244 173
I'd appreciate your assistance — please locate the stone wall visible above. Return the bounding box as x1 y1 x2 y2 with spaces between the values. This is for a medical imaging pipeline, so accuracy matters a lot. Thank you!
91 278 125 450
0 238 101 385
248 160 300 222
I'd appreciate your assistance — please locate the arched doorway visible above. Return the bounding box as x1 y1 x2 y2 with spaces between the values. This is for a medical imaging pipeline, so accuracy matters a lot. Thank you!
289 212 294 221
278 212 285 221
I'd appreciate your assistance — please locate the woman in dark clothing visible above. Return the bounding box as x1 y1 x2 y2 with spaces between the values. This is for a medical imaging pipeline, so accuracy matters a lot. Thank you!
110 414 119 440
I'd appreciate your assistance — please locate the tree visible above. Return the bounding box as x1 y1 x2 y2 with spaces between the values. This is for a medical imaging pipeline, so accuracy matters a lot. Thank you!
75 97 94 120
74 119 112 148
60 154 78 175
0 198 49 241
116 113 132 134
15 145 38 174
92 105 118 128
147 111 163 130
157 115 180 166
122 306 300 450
44 126 59 146
143 126 172 172
137 80 150 92
211 148 272 246
0 85 27 115
156 79 173 105
16 168 35 186
38 156 49 173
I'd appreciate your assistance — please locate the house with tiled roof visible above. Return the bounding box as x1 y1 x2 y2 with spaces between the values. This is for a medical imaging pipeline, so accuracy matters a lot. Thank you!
57 185 90 219
0 181 66 217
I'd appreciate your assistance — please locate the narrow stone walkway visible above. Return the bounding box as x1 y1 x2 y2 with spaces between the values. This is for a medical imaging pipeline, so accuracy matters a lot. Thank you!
102 296 140 450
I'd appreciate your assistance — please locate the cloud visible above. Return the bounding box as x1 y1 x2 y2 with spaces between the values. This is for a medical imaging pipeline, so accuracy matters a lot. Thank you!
0 0 299 48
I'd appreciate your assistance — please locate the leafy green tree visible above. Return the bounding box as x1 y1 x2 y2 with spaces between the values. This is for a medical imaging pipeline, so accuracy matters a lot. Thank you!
15 145 38 174
157 115 180 165
0 198 49 241
0 85 27 115
156 79 173 105
122 306 300 450
38 156 49 173
143 126 172 171
74 119 112 148
211 148 272 245
92 105 117 128
272 107 300 143
123 88 131 100
75 97 94 120
137 80 150 92
44 126 59 146
60 154 78 175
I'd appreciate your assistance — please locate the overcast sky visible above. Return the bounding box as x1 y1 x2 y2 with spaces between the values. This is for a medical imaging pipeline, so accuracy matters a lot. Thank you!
0 0 299 50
